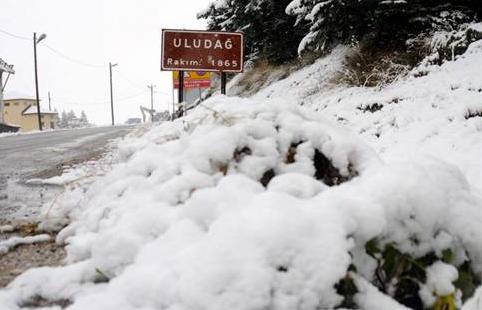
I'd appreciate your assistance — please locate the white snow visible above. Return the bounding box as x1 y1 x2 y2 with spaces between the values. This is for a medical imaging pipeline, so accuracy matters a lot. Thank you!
22 105 57 115
3 91 37 101
463 287 482 310
0 93 480 309
0 23 481 310
27 169 89 186
250 32 482 189
426 262 459 297
354 275 411 310
0 234 51 255
419 261 459 307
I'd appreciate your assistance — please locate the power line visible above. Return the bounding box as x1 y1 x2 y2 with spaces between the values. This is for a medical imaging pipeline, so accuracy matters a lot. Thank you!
56 90 149 106
41 42 105 68
0 27 105 68
117 70 171 95
117 71 170 95
0 28 30 41
117 70 145 91
154 90 171 95
1 27 171 103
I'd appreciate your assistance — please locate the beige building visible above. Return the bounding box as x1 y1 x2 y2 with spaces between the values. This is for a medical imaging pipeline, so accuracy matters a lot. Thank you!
2 92 58 132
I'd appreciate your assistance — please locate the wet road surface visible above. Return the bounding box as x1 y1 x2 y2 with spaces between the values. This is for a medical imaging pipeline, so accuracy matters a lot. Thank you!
0 126 132 221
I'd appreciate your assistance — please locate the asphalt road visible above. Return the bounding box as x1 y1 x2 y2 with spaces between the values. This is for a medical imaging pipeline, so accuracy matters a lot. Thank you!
0 126 133 221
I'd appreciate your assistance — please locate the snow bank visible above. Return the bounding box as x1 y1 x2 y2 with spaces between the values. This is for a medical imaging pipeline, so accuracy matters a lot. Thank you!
0 96 481 309
250 27 482 189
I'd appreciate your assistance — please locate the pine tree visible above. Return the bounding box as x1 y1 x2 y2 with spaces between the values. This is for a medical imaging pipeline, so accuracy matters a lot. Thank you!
199 0 481 65
80 111 89 126
60 110 68 128
286 0 482 55
67 110 76 121
199 0 307 64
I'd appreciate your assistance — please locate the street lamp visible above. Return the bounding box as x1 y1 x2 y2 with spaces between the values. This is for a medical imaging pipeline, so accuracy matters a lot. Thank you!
109 62 117 126
33 32 47 131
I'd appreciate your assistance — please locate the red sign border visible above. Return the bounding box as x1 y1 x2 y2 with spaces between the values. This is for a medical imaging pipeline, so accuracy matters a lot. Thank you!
161 29 244 73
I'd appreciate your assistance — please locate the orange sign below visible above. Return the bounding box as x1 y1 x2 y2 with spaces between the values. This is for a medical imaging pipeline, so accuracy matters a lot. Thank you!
173 71 211 89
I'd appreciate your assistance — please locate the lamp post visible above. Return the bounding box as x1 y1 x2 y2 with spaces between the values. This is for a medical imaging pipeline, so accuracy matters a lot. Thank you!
109 62 117 126
33 32 47 131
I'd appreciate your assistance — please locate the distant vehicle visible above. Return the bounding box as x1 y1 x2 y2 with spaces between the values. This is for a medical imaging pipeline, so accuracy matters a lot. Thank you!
125 118 141 125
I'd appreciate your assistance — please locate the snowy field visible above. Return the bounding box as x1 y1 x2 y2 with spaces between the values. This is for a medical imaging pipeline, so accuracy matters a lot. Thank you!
0 30 482 310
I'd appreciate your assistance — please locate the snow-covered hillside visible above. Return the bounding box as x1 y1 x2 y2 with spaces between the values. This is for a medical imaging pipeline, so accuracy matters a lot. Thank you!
242 38 482 188
1 26 482 310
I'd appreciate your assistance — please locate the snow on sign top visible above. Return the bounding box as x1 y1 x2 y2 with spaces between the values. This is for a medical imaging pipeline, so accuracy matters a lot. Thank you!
161 29 244 73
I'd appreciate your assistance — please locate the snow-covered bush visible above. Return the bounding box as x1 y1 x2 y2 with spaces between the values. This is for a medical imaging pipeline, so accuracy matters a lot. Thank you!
429 23 482 65
332 47 412 88
0 96 481 310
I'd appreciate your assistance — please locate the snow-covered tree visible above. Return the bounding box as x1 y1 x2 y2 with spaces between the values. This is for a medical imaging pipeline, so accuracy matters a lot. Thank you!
80 110 89 126
286 0 482 55
67 110 77 121
58 109 91 128
199 0 307 64
59 110 69 128
200 0 481 63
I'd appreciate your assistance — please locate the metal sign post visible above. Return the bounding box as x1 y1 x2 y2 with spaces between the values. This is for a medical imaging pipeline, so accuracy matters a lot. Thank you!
221 72 227 95
178 70 184 118
161 29 244 117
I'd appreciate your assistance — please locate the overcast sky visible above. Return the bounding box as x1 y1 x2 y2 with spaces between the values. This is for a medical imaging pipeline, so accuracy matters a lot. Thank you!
0 0 212 125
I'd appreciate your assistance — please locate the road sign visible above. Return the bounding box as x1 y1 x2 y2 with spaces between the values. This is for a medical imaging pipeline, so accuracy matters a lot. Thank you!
161 29 244 73
173 71 211 89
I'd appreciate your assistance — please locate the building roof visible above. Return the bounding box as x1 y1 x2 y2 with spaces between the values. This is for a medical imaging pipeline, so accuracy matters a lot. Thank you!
3 91 38 101
22 105 57 115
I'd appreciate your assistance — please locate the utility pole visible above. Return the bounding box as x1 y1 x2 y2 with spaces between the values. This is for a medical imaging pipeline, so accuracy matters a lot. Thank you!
48 91 51 111
34 32 47 131
109 62 117 126
147 85 155 122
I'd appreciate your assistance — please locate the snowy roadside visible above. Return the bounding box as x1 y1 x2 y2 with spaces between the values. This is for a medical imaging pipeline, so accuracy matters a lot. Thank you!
0 94 480 309
1 27 481 310
0 221 66 288
0 126 138 290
